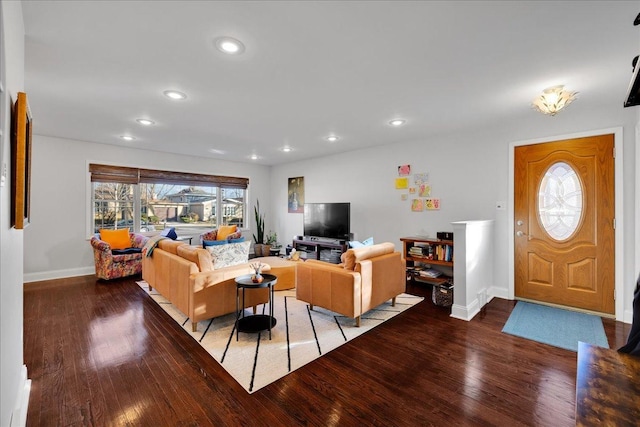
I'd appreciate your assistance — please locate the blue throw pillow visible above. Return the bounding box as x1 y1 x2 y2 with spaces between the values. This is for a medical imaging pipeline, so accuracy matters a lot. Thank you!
349 237 374 248
229 237 245 243
203 239 228 248
160 227 178 240
112 247 142 255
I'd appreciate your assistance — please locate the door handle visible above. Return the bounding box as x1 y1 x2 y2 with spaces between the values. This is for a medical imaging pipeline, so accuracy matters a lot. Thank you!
516 231 526 237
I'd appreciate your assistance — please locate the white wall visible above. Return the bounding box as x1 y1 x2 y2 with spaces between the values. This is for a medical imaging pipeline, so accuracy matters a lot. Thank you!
271 103 637 322
1 2 30 426
23 135 272 282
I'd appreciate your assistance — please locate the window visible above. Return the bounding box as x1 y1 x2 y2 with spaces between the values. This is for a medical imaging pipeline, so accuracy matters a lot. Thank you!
537 161 583 241
90 164 248 236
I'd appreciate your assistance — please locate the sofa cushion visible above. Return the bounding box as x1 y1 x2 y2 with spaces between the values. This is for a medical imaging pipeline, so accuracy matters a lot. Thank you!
157 239 187 255
206 240 251 269
177 245 213 272
99 229 131 250
342 242 395 270
216 225 238 240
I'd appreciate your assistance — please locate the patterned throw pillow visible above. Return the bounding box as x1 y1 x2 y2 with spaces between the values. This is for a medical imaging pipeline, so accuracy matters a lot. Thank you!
206 240 251 269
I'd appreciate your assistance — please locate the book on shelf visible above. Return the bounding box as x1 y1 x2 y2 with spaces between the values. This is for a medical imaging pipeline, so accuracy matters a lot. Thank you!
408 246 425 256
418 269 442 278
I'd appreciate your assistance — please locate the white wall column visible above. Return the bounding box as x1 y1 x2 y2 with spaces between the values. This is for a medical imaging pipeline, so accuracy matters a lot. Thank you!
450 220 494 321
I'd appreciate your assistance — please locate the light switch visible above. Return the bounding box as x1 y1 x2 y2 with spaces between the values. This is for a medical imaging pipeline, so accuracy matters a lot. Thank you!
0 163 6 187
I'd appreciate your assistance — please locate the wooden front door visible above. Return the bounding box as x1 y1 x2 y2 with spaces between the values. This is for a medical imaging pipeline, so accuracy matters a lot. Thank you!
514 134 615 314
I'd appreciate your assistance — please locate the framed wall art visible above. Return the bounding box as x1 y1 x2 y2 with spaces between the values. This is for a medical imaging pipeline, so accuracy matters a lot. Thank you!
288 176 304 213
11 91 32 229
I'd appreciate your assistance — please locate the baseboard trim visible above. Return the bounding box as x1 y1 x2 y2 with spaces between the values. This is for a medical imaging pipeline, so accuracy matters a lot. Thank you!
24 266 94 283
10 365 31 427
489 285 510 300
450 299 480 321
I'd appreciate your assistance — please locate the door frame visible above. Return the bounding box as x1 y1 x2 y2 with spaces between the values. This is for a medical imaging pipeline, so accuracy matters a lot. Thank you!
508 127 624 321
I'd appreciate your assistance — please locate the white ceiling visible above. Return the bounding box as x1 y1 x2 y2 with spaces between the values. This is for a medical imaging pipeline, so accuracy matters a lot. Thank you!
21 1 639 166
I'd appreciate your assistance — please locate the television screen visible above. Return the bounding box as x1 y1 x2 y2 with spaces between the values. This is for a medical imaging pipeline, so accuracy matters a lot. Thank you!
303 203 350 240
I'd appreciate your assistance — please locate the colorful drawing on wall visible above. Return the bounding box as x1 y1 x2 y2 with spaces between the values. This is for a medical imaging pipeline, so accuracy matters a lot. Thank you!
418 184 431 197
401 194 408 201
398 164 411 176
395 177 409 189
414 173 429 185
424 198 441 210
288 177 304 213
411 199 424 212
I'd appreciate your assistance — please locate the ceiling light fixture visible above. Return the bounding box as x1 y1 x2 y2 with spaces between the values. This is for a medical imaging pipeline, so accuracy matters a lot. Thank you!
326 135 339 142
215 37 245 55
136 119 155 126
250 154 258 160
120 135 135 141
389 119 406 126
282 147 292 152
532 85 578 116
163 90 187 100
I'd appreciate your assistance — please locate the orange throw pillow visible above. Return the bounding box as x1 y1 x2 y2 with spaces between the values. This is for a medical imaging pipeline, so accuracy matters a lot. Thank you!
100 229 131 250
216 225 238 241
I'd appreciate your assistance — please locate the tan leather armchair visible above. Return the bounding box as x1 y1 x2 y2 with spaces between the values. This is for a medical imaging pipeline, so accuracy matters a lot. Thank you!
296 242 406 326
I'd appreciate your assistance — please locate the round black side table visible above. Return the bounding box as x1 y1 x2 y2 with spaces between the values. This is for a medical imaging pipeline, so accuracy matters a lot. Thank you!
234 273 278 340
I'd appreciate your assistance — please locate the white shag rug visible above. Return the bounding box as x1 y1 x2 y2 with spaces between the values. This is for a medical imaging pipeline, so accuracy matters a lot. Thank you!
137 281 423 393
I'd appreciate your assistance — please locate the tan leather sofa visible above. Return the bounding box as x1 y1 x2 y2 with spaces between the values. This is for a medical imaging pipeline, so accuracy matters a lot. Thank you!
296 242 406 326
142 239 270 331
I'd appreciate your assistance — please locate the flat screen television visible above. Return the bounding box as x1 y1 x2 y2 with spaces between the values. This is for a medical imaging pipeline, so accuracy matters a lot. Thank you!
303 202 350 241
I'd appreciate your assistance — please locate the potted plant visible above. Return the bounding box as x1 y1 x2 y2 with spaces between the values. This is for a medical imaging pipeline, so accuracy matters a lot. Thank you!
266 231 280 256
253 200 265 256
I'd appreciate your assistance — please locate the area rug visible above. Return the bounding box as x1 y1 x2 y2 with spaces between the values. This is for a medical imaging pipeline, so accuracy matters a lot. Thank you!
502 301 609 352
137 281 423 393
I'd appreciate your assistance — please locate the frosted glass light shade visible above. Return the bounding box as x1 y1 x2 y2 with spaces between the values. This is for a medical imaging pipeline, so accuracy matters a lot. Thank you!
532 85 578 116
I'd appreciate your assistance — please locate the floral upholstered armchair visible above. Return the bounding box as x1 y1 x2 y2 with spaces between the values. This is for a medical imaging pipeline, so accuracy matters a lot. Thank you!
90 232 149 280
198 225 242 247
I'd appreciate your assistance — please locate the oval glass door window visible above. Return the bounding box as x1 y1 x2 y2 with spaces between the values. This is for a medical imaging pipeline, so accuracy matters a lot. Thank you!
538 162 583 240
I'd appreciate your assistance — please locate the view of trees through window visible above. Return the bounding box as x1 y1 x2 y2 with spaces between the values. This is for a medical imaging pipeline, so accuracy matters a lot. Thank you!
93 182 245 235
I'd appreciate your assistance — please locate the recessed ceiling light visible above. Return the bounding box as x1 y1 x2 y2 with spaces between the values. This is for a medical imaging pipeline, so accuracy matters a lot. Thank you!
215 37 245 55
120 135 135 141
136 119 155 126
163 90 187 100
389 119 406 126
326 135 339 142
282 147 292 152
250 154 258 160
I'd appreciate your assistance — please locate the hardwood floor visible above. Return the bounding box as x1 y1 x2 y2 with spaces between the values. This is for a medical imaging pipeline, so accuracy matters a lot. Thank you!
23 275 630 427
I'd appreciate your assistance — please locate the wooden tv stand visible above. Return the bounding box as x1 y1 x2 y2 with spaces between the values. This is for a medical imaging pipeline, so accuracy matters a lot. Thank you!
292 238 348 264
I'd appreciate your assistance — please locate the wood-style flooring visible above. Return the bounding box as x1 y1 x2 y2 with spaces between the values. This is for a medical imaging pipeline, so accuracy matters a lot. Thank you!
23 275 631 426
